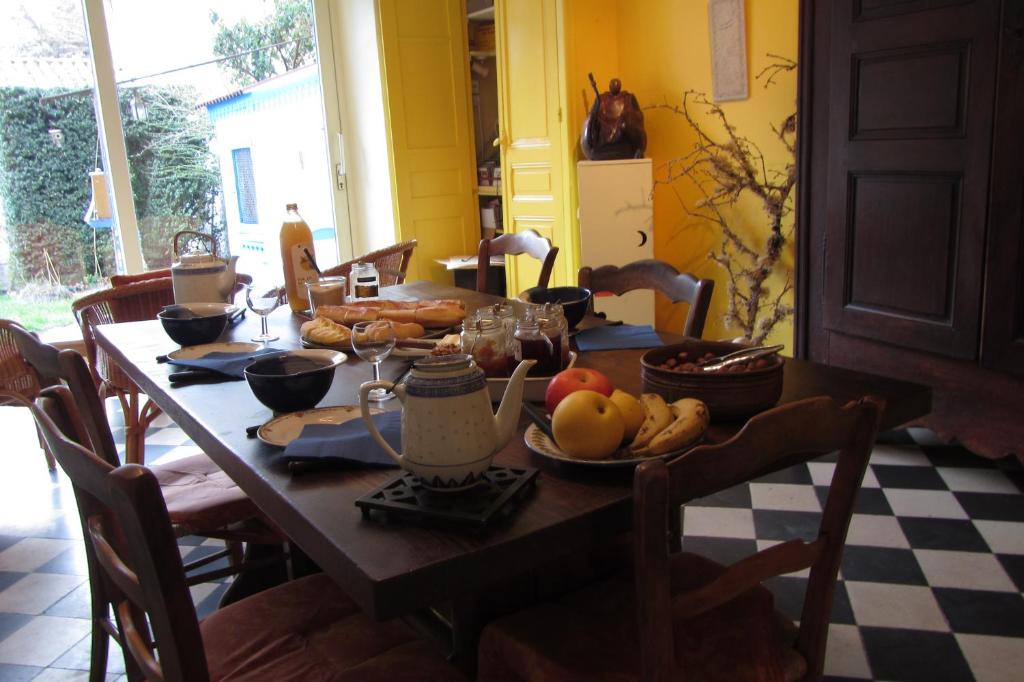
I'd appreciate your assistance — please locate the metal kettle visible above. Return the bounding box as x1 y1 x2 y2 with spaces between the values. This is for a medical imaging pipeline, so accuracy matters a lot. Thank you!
170 230 239 304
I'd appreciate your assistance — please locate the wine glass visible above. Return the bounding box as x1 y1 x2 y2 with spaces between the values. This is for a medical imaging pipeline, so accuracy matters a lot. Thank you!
351 320 397 402
245 282 282 343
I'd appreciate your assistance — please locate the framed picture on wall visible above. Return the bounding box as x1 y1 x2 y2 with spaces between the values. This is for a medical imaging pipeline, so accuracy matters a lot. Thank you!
708 0 748 102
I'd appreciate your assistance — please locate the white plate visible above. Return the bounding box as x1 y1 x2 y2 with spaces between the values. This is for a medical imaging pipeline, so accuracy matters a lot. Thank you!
257 405 381 447
300 335 444 356
523 422 698 468
393 339 439 357
167 341 262 360
486 351 577 403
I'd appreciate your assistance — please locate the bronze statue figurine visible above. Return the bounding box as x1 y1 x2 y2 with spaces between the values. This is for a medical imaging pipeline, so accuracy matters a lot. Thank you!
581 74 647 160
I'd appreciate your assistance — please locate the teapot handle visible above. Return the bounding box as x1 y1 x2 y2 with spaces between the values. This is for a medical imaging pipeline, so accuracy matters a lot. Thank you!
358 380 403 465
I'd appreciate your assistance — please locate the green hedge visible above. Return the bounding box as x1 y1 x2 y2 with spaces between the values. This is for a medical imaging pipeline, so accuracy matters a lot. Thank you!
0 85 224 286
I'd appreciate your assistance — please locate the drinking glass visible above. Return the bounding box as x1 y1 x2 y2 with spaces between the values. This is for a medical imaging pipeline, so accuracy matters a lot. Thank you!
351 320 397 402
245 282 283 343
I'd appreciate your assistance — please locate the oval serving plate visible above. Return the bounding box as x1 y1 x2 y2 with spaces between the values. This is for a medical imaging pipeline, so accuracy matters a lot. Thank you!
300 333 446 356
257 405 381 448
523 422 699 468
167 341 263 361
486 351 577 403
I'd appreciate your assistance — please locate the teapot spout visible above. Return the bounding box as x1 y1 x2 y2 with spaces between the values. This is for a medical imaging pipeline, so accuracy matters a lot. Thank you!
494 359 537 449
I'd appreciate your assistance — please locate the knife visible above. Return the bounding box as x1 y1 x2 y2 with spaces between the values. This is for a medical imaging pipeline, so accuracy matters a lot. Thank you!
521 402 555 442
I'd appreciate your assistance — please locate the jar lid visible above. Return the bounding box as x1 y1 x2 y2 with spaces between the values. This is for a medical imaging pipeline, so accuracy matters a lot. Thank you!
412 353 473 372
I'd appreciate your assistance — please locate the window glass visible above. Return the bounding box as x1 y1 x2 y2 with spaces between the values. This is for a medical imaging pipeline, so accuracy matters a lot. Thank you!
0 0 104 332
232 148 259 224
105 0 339 279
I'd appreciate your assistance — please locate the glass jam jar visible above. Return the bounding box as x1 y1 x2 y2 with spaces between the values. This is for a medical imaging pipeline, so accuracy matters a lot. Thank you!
350 262 379 299
540 303 570 370
461 315 510 378
514 310 560 377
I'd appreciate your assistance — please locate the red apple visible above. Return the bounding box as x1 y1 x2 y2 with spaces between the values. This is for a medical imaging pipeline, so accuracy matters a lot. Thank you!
544 367 614 414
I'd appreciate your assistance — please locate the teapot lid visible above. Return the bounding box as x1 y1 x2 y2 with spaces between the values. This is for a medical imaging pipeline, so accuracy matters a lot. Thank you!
175 252 222 270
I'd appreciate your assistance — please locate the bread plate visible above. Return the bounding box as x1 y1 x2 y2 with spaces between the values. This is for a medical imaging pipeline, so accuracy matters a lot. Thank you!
257 405 381 447
299 334 443 357
167 341 263 360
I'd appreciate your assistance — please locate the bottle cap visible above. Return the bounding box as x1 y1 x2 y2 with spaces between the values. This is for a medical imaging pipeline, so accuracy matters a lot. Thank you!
286 203 298 210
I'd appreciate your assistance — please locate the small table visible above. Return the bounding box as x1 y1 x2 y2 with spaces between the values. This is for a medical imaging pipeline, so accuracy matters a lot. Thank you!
94 282 930 650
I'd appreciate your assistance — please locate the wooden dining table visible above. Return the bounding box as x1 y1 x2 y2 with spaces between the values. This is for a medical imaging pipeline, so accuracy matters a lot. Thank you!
94 281 931 653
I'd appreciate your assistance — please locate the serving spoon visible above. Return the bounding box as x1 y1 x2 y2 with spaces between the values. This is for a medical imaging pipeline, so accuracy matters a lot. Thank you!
700 344 784 372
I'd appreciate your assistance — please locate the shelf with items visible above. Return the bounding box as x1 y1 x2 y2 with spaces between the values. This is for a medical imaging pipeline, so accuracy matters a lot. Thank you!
467 0 501 245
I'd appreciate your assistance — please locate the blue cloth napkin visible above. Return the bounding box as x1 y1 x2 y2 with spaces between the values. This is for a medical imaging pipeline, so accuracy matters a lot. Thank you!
574 325 664 352
282 411 401 468
166 347 285 378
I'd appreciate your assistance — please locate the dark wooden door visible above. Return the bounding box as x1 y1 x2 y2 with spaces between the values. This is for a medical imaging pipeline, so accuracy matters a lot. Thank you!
980 0 1024 374
820 0 1000 360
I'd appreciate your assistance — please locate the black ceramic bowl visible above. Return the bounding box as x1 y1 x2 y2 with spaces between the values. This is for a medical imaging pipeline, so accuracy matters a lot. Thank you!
244 349 346 413
157 303 235 346
521 286 592 329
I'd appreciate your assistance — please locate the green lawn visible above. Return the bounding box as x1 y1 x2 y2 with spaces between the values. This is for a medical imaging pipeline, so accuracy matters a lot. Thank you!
0 292 78 332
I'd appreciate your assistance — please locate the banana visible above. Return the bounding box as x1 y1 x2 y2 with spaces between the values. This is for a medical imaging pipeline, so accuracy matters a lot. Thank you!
630 393 673 450
633 398 710 457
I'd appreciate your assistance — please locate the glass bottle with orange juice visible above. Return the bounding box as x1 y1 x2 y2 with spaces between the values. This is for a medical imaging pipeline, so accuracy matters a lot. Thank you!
279 203 318 312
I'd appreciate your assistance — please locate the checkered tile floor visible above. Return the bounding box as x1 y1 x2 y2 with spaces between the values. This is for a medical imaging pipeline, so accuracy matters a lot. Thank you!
0 405 1022 681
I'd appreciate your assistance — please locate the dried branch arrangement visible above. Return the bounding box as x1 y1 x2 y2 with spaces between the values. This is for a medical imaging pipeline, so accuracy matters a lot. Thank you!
652 56 797 345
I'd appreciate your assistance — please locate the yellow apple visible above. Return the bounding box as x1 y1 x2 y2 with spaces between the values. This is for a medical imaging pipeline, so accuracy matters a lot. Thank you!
609 389 644 442
551 390 625 460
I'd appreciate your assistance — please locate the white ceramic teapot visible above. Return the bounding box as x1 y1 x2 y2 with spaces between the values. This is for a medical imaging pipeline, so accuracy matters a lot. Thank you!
359 354 536 491
170 233 239 304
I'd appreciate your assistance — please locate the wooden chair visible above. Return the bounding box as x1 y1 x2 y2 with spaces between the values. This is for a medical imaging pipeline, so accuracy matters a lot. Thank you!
72 278 178 464
0 319 56 469
321 239 418 287
477 230 558 294
26 393 464 682
478 395 883 682
9 325 288 681
578 259 715 338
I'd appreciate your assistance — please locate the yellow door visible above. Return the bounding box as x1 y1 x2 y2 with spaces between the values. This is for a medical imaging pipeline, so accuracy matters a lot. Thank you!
495 0 574 294
377 0 479 283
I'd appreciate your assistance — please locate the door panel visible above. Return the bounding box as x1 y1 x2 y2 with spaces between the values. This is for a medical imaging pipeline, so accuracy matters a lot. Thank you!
980 0 1024 374
821 0 999 359
378 0 479 283
496 0 572 294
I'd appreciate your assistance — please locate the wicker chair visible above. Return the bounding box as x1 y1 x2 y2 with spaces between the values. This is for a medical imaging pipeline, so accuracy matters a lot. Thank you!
0 319 56 469
320 239 418 287
72 278 176 464
109 268 252 300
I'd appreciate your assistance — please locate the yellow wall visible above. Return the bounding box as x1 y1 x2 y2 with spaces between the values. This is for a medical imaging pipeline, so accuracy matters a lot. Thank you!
567 0 798 346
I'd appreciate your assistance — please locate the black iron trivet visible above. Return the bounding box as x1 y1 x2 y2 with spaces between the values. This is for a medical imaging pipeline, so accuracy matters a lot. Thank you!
355 465 539 532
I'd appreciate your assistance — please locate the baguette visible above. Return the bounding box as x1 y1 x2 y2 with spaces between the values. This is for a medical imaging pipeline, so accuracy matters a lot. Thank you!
378 308 417 323
364 320 425 340
300 317 352 346
341 307 380 325
421 298 465 310
414 305 465 328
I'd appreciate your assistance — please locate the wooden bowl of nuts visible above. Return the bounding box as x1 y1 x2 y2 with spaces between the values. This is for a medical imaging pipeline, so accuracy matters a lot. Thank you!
641 339 784 421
